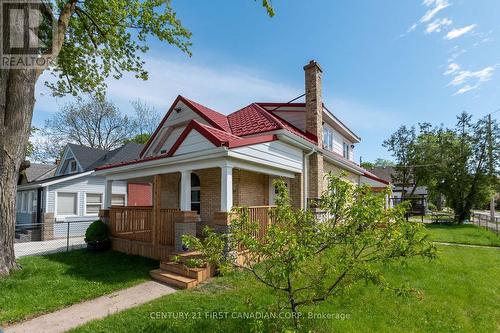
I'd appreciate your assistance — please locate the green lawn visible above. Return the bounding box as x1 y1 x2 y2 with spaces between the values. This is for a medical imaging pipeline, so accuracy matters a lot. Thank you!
71 245 500 333
426 223 500 247
0 250 157 325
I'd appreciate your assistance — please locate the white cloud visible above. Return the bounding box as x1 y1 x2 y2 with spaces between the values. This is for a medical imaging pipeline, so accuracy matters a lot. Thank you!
444 63 460 75
445 24 477 40
444 63 496 95
420 0 450 23
426 18 452 34
35 57 300 118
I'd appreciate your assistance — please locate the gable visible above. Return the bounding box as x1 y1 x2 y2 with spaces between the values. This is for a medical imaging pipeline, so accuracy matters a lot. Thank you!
142 100 210 157
173 129 216 156
55 147 81 176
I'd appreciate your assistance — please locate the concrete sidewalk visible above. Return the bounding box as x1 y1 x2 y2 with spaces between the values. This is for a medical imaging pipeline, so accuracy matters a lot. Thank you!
14 237 86 258
4 281 176 333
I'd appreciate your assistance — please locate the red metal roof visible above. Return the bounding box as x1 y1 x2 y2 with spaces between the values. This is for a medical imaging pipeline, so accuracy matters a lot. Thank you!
99 97 365 172
228 103 316 143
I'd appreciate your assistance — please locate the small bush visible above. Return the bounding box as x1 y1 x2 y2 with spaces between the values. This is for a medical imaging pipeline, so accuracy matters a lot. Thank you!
85 220 109 243
185 258 204 268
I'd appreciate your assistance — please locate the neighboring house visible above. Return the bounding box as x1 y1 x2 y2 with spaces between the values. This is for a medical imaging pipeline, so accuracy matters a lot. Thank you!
367 166 428 199
368 165 428 214
15 142 147 239
93 61 389 261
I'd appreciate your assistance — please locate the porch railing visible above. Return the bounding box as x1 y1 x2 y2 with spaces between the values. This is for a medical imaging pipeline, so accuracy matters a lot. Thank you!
109 206 153 242
158 208 178 246
236 206 276 245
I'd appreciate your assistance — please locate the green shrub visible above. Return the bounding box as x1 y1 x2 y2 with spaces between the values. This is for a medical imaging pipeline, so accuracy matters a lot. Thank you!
84 220 109 243
185 258 204 268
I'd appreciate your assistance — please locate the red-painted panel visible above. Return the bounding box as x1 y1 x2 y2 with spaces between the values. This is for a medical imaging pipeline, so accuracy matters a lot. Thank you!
127 183 152 206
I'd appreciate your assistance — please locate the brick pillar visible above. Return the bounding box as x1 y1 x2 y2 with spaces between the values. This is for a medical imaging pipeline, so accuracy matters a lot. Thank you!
98 209 110 224
289 172 303 209
308 153 324 202
41 213 55 241
173 211 199 252
213 212 237 261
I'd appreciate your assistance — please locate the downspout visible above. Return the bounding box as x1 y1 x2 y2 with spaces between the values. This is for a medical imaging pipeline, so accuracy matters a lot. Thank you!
303 148 315 209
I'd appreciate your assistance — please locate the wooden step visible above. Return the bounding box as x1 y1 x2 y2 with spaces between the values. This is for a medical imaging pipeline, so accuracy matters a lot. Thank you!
160 262 207 281
150 269 198 289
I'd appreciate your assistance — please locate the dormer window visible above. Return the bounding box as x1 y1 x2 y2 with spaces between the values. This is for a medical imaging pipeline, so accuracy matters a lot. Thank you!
70 160 77 173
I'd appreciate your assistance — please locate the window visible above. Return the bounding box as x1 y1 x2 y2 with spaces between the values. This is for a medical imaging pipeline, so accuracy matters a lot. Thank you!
22 192 28 212
85 193 102 215
112 194 126 206
57 192 77 216
16 193 21 212
70 160 77 173
343 142 349 159
191 173 201 214
323 126 333 151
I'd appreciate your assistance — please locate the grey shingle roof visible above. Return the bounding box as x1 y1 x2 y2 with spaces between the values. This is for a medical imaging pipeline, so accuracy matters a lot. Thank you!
86 142 144 170
367 166 395 183
24 163 57 182
67 143 108 171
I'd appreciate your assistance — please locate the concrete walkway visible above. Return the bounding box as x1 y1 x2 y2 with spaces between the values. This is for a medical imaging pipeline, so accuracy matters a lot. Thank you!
435 241 500 249
14 237 86 258
4 281 176 333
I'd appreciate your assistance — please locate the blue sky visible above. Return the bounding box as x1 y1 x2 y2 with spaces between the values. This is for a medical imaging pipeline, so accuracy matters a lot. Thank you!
34 0 500 162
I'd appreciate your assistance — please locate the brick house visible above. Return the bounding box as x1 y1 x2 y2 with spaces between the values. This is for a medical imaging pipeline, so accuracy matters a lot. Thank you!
94 61 388 287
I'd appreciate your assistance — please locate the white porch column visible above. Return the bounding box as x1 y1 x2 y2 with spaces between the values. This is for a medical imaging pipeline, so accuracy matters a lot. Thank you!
180 170 192 211
221 165 233 212
104 180 113 209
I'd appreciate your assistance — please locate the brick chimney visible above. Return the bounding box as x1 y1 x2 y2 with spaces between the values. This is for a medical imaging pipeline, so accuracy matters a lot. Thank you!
304 60 324 202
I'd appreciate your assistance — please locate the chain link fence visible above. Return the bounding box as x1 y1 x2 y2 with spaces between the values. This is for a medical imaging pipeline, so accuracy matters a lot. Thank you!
14 218 96 258
471 212 500 236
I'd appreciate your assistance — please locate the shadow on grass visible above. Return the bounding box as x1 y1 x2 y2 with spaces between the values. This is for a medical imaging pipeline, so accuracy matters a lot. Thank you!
41 249 158 283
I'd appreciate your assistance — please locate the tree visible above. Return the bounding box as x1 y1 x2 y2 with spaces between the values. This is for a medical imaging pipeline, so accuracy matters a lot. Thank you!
183 175 437 330
124 133 151 145
361 158 395 169
386 113 499 222
44 97 132 150
0 0 274 276
130 99 161 137
427 113 499 222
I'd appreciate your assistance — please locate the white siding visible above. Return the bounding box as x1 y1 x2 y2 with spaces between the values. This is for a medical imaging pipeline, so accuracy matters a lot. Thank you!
173 130 215 156
273 111 306 131
232 141 303 172
158 126 185 154
165 101 206 127
47 174 127 221
145 100 210 157
323 123 355 161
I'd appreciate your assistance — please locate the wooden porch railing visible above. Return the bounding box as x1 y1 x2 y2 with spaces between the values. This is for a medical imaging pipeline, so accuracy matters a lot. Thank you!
109 206 153 242
235 206 276 247
158 208 178 246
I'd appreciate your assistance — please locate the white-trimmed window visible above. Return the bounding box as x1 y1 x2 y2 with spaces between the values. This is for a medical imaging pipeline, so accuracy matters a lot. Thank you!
57 192 77 216
343 142 349 159
85 193 102 215
323 126 334 151
111 194 126 206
